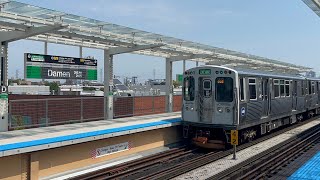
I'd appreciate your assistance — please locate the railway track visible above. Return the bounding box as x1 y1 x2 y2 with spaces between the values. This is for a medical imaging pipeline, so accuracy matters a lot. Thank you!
141 116 320 180
69 145 202 180
209 118 320 180
72 116 319 180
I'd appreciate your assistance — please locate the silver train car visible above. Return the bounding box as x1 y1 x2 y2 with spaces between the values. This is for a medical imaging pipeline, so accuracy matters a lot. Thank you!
182 65 320 148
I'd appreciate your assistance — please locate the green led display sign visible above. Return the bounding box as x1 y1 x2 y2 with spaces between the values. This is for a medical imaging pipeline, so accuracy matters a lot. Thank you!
199 69 211 75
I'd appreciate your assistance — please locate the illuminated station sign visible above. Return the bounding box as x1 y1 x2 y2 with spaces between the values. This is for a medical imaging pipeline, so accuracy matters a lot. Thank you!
24 53 97 80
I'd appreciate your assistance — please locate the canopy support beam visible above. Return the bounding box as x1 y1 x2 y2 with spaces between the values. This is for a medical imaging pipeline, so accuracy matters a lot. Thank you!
108 44 164 55
0 23 65 42
167 54 212 61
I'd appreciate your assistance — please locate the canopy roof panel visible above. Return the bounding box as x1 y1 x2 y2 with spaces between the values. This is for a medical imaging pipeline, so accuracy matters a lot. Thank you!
303 0 320 16
0 0 312 74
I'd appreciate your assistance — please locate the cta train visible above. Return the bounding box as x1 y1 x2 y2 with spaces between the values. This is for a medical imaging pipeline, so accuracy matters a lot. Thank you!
182 65 320 149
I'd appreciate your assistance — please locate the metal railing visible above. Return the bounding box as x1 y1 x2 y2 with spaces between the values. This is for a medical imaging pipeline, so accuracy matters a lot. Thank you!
113 95 182 118
8 96 105 130
8 95 182 130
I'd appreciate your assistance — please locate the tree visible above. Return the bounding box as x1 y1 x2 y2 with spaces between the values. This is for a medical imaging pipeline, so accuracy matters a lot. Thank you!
172 80 180 88
45 82 59 94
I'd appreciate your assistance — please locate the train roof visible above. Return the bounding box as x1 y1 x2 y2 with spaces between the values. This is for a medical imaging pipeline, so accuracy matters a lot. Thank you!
196 65 320 80
236 68 305 80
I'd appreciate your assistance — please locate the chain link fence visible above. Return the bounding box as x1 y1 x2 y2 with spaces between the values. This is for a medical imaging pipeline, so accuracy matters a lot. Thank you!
173 95 182 112
9 96 105 130
8 95 182 130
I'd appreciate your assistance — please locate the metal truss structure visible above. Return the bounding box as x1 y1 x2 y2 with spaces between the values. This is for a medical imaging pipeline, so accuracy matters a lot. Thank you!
0 0 311 74
303 0 320 17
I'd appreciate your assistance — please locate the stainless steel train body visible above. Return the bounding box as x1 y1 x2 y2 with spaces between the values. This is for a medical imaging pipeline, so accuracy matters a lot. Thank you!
182 65 320 148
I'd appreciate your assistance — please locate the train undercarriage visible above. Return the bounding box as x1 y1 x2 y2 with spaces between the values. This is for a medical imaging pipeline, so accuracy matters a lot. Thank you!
183 109 318 149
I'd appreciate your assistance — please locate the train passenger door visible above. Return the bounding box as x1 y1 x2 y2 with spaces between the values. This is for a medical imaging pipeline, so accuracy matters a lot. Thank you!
261 78 269 117
292 80 297 110
317 81 320 104
198 77 213 123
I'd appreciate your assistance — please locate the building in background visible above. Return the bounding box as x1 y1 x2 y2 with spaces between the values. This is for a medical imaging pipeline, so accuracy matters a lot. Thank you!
8 84 50 95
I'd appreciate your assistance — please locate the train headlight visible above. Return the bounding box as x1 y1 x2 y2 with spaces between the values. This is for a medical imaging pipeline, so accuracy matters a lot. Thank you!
217 107 223 113
190 107 194 111
226 107 231 113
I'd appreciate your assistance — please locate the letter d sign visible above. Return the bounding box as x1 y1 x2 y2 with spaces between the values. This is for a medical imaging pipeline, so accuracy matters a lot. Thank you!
1 86 7 93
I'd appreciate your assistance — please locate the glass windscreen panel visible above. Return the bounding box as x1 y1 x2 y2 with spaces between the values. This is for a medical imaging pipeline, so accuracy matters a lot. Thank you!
183 77 195 101
203 80 211 89
216 77 233 102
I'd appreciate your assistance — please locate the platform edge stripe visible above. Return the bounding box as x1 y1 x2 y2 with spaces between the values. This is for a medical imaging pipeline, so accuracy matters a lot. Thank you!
288 151 320 180
0 118 182 152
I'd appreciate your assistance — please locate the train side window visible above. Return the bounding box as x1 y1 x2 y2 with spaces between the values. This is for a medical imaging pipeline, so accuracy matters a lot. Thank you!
183 77 195 101
308 81 312 95
280 80 285 97
239 78 245 101
274 79 280 98
285 80 290 97
249 78 257 100
311 81 315 94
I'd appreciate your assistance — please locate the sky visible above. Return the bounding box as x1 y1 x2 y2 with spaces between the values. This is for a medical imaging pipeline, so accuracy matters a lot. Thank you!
7 0 320 82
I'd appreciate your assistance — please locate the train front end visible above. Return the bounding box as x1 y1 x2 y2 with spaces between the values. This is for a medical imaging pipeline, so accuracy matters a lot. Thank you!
182 65 238 149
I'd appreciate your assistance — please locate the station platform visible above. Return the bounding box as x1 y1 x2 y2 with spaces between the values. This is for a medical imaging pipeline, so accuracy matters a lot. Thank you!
0 112 182 180
175 118 320 179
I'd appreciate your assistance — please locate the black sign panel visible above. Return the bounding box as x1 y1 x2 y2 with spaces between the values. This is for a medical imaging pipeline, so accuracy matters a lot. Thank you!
26 53 97 66
25 53 98 80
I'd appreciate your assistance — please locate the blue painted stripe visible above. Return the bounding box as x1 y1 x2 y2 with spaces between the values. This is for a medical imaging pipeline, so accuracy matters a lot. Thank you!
0 118 181 152
288 151 320 180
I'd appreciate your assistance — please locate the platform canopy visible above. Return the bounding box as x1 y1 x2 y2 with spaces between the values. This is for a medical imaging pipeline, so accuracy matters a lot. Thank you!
303 0 320 17
0 0 311 74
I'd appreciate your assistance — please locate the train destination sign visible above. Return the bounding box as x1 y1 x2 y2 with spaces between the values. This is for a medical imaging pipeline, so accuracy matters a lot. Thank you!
199 69 211 75
24 53 97 80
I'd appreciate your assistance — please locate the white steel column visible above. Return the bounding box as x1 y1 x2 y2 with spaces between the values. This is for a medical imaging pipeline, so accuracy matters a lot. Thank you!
43 42 48 82
196 61 199 67
165 58 173 112
0 42 8 131
0 24 65 132
104 50 114 120
101 44 163 119
183 60 186 73
79 46 83 58
44 42 48 55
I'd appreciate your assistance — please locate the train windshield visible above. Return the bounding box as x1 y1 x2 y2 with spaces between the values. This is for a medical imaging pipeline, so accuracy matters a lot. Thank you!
216 77 233 102
183 77 195 101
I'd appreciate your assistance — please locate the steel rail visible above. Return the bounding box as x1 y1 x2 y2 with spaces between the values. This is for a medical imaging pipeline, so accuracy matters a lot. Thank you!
70 145 195 180
139 116 319 180
209 118 320 180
